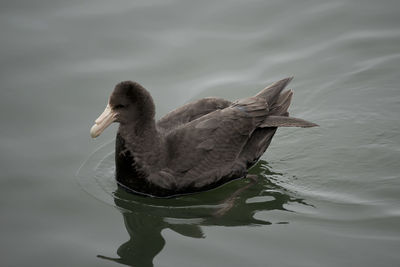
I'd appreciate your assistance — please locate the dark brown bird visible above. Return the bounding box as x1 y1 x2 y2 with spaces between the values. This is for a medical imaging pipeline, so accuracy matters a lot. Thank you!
90 77 317 197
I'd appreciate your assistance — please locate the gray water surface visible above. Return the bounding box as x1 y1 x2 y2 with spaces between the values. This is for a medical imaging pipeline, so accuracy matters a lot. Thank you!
1 0 400 266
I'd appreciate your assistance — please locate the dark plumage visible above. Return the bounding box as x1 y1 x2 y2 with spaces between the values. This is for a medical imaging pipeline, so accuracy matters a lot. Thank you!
90 77 317 197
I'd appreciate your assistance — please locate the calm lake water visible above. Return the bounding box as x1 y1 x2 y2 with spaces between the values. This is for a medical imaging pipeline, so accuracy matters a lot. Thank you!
1 0 400 266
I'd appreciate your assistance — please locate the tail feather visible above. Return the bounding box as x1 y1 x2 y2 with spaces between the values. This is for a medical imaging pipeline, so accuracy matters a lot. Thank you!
239 77 317 168
255 77 293 105
238 77 317 129
270 89 293 116
260 116 318 128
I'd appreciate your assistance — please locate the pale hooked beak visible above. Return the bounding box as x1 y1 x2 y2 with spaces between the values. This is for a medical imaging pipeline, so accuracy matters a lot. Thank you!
90 103 117 138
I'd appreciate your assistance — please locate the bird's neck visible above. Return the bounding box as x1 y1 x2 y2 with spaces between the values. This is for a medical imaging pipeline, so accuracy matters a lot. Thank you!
117 119 164 172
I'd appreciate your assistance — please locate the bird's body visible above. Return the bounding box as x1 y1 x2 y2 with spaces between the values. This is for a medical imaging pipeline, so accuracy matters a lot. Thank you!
90 78 317 197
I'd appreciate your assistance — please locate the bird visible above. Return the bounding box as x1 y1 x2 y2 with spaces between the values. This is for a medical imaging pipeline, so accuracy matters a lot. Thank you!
90 77 317 197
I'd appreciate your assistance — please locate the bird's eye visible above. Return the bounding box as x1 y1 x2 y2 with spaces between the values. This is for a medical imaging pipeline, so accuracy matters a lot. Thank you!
114 104 125 109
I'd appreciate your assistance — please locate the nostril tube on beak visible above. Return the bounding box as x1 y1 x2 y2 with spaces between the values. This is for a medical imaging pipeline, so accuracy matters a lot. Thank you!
90 103 117 138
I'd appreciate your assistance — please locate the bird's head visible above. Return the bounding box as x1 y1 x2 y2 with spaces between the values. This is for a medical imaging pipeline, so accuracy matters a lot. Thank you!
90 81 155 138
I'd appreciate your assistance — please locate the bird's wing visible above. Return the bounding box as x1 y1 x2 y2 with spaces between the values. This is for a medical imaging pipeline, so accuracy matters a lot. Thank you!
157 97 231 132
165 97 269 188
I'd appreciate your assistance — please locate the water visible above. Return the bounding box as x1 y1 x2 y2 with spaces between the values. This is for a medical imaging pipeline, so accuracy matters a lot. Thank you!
1 0 399 266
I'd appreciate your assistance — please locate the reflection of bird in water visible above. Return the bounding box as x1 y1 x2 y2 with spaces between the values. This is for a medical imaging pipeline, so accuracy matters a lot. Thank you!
98 161 310 267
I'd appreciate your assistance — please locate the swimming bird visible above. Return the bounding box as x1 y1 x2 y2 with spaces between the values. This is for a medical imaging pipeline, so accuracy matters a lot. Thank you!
90 77 317 197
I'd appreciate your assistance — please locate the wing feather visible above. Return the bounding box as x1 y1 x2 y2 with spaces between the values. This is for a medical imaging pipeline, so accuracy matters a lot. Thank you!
165 107 256 188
